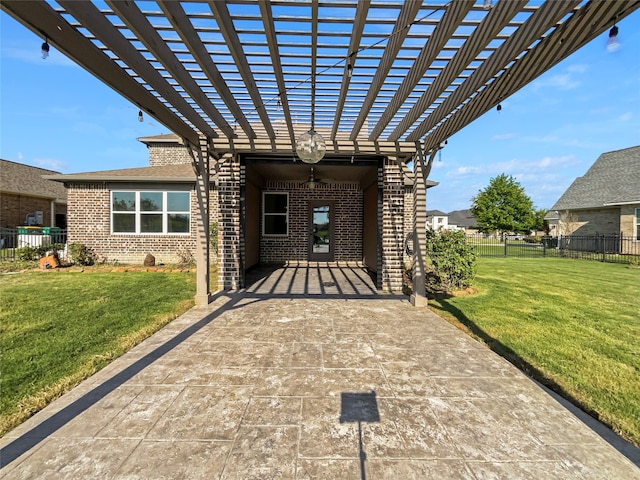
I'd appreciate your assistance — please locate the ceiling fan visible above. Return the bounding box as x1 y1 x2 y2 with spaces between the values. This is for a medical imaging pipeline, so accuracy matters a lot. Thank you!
302 167 327 189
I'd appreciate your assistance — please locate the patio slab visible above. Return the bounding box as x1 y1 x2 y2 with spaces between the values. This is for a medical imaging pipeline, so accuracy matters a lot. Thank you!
1 265 639 479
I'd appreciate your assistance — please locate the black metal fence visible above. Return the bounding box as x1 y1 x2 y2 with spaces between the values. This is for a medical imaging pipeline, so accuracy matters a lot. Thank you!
0 227 68 260
467 234 640 265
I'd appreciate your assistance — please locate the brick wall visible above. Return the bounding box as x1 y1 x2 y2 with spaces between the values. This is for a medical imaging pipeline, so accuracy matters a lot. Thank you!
66 182 217 264
0 193 66 227
567 208 621 235
217 155 242 290
620 205 639 238
381 159 405 293
148 142 193 166
259 180 363 263
403 186 413 267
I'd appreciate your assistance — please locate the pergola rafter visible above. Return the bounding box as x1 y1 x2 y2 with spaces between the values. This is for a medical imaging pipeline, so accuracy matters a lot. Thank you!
1 0 636 154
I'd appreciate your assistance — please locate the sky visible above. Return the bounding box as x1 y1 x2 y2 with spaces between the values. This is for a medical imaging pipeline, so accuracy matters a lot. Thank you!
1 7 639 213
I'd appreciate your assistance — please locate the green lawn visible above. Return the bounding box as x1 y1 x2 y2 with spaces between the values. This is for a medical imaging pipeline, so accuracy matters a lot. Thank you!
0 271 196 436
428 257 640 447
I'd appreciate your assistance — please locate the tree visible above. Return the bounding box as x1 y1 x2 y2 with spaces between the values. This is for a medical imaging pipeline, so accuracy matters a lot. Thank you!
532 208 549 234
471 174 535 236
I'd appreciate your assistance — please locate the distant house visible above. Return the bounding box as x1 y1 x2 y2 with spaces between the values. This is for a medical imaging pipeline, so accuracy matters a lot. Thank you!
546 146 640 241
48 135 437 290
0 159 67 229
447 209 478 235
426 210 448 230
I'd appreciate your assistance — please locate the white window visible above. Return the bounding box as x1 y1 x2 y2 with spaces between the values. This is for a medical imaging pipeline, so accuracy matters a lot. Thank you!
636 208 640 241
111 191 190 234
262 192 288 236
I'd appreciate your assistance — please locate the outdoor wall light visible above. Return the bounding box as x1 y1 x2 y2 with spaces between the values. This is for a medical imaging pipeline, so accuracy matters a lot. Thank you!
296 129 326 164
138 110 144 122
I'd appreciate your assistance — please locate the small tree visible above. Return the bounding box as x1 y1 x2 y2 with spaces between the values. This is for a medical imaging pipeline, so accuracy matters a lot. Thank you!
532 208 549 235
426 229 477 292
558 210 580 235
471 174 535 237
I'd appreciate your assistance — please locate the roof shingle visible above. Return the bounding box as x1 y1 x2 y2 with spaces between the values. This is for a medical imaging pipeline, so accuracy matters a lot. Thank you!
550 146 640 211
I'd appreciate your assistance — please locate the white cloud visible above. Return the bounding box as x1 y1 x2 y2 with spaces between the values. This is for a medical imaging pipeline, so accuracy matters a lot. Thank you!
618 111 632 121
567 64 589 74
491 132 517 140
17 152 24 161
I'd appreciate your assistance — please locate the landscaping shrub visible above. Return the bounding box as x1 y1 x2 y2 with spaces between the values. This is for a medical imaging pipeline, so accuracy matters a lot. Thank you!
69 243 97 266
426 229 477 292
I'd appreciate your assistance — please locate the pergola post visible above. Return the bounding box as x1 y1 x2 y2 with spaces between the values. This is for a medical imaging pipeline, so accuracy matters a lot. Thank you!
193 136 210 305
410 146 437 307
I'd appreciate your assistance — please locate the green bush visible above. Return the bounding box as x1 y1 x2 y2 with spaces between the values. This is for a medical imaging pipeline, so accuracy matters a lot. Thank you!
426 229 477 292
524 235 542 243
15 243 65 262
69 243 97 266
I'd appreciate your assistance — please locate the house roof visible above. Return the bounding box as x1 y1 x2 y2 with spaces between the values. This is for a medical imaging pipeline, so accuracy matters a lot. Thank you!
426 209 447 217
0 159 67 202
2 1 634 157
448 209 477 228
550 145 640 211
45 164 197 183
137 133 186 146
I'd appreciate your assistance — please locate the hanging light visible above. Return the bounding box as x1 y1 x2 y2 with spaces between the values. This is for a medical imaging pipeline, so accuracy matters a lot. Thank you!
607 25 620 52
138 110 144 122
41 38 50 59
482 0 492 10
497 103 502 112
296 129 326 164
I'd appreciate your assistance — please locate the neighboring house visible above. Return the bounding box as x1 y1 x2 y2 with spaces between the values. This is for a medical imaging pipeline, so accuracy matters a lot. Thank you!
447 209 478 235
426 210 448 231
49 135 437 292
0 159 67 229
546 146 640 243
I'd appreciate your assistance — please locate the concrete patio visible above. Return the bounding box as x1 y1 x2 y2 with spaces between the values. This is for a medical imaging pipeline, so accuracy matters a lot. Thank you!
1 265 638 479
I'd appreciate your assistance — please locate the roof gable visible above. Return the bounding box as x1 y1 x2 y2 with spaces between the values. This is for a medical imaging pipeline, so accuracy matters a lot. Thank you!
551 145 640 211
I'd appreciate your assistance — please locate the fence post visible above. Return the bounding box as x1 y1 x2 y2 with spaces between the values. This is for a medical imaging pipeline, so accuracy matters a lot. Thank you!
601 234 605 262
504 234 508 257
543 235 547 257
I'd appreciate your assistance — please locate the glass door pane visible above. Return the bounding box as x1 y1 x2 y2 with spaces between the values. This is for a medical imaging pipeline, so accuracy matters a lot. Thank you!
312 205 330 254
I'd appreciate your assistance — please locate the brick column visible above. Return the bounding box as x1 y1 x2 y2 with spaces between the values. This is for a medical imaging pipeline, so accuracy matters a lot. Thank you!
381 158 404 293
217 154 242 290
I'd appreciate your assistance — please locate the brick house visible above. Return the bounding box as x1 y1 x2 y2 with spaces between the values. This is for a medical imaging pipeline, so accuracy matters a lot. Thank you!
49 135 436 293
546 146 640 245
0 159 67 229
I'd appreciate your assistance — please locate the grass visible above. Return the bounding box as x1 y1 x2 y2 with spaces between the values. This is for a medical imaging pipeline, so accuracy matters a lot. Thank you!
0 270 196 436
428 257 640 447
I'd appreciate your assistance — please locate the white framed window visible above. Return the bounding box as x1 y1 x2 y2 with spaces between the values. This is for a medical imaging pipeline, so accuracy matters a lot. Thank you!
636 208 640 241
262 192 288 236
111 191 190 234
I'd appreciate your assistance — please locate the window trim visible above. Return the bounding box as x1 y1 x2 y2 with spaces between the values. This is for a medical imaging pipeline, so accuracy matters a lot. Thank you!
111 190 191 235
262 191 289 236
635 207 640 241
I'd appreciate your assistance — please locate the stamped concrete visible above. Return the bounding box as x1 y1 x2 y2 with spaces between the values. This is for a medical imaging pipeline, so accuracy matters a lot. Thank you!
1 264 639 479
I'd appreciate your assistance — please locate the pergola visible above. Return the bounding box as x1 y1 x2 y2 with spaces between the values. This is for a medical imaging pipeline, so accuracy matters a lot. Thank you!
3 0 637 304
